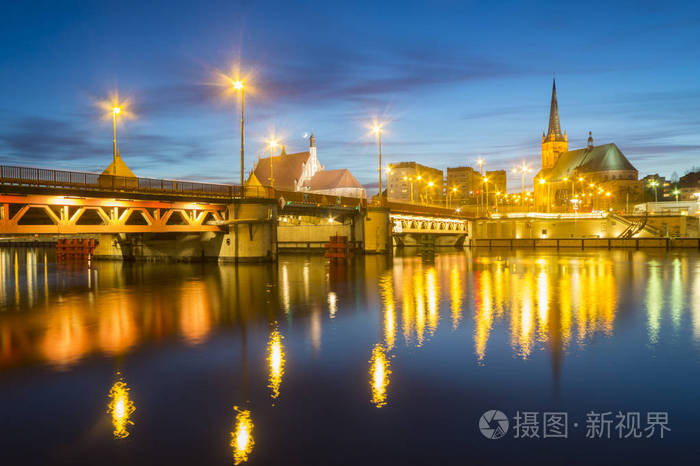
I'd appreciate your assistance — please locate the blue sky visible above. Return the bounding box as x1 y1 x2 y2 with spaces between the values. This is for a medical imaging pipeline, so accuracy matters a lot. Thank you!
1 0 699 190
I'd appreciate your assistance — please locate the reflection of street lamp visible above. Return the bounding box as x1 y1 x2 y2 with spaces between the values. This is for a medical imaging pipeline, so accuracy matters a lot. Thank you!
268 139 278 188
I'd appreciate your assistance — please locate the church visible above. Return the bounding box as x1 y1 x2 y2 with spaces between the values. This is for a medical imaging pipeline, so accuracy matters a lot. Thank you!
533 80 642 211
247 134 366 199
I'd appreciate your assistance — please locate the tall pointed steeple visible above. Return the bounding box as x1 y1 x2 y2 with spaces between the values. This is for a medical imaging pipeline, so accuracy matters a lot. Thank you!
546 78 564 141
540 77 569 170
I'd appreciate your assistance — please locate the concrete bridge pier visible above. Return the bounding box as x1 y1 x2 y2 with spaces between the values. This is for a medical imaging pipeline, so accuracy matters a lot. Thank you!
219 201 277 262
363 207 391 254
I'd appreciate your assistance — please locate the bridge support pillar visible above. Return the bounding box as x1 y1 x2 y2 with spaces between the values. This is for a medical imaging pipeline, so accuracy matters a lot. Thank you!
93 234 125 260
218 201 277 262
363 207 391 254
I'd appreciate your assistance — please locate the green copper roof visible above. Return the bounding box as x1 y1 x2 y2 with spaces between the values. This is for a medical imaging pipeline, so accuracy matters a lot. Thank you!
543 143 637 181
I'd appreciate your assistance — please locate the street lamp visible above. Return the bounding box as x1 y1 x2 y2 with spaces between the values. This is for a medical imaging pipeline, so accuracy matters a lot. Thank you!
427 180 435 205
483 176 489 214
649 179 659 202
268 139 278 188
372 124 383 202
515 162 531 208
112 107 121 175
233 80 246 187
447 186 457 208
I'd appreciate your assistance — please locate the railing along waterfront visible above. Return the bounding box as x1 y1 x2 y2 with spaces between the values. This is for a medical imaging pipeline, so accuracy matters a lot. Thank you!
0 165 273 199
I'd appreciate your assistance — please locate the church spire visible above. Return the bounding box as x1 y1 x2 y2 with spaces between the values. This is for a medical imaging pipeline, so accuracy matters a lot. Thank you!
546 78 564 141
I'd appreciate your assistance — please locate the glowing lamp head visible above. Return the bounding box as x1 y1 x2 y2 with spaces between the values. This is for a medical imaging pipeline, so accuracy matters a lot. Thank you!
233 80 244 90
428 181 434 187
113 107 121 115
372 124 382 134
269 139 279 149
539 178 546 185
416 175 422 181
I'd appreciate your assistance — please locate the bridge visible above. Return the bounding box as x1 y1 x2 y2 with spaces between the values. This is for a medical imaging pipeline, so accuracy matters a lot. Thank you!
0 164 469 261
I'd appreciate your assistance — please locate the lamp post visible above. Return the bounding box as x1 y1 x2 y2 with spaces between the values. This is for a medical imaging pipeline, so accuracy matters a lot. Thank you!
446 186 457 208
477 158 484 214
112 107 121 176
233 80 245 188
516 163 530 207
268 139 278 188
483 176 489 214
372 125 383 203
648 179 659 202
427 181 435 205
673 188 680 204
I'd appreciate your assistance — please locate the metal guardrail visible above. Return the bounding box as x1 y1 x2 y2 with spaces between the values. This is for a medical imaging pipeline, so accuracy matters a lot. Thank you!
277 190 366 209
0 165 274 199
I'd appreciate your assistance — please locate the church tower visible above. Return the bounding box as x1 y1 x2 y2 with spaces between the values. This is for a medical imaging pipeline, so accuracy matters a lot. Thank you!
541 78 568 169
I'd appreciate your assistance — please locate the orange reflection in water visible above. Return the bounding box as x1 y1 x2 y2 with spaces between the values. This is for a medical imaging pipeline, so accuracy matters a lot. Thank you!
231 407 254 464
369 344 390 408
107 376 135 439
471 254 619 362
179 281 212 345
98 295 138 355
379 272 396 350
41 305 91 368
267 326 285 400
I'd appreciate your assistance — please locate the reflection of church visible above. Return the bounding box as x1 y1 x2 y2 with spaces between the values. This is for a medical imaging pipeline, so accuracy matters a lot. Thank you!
534 80 642 211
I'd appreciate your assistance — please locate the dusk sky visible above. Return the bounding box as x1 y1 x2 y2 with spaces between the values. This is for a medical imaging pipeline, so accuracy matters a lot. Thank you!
1 0 699 190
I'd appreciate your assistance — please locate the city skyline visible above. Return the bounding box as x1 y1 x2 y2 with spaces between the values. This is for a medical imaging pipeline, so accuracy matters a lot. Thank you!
1 1 699 190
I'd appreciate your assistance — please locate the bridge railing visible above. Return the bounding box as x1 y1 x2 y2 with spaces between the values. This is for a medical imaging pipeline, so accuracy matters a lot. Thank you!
0 165 275 199
275 190 367 209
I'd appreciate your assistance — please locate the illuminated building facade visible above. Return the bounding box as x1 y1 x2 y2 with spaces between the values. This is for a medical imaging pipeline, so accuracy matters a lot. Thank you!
387 161 444 205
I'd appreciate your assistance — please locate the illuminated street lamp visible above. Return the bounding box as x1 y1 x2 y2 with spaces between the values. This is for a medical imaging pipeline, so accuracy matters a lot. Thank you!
112 106 121 175
673 188 680 203
268 139 279 188
233 80 246 187
372 124 383 202
483 176 489 214
427 180 435 205
515 163 531 207
649 179 659 202
446 186 458 208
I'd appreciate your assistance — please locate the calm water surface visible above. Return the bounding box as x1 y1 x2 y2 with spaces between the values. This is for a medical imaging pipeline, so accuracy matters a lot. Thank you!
1 247 700 464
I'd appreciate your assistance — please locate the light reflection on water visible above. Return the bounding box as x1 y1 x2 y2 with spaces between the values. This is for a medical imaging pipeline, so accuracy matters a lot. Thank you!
1 248 700 369
2 247 700 463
